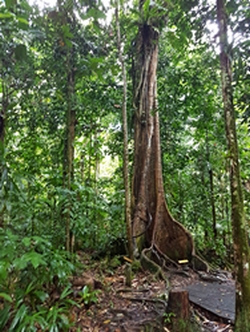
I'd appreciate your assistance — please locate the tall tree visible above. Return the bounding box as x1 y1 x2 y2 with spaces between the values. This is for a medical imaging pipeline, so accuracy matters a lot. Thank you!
217 0 250 329
50 0 76 252
131 1 206 270
115 0 134 259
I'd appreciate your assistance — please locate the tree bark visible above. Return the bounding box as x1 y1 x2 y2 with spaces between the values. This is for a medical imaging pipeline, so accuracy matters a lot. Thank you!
217 0 250 329
115 1 134 259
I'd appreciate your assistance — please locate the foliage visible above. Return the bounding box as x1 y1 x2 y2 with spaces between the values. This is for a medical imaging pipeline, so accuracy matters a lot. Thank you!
79 285 101 306
0 229 77 331
163 311 176 324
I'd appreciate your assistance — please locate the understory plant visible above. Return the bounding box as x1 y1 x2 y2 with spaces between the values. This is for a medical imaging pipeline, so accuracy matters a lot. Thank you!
0 229 78 331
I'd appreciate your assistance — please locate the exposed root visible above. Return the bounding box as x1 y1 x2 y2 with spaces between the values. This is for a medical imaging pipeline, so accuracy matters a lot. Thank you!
192 253 210 272
140 246 170 287
153 243 181 269
139 242 209 286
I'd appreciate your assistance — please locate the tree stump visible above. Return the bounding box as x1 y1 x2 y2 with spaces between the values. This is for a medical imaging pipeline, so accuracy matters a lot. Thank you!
167 289 190 331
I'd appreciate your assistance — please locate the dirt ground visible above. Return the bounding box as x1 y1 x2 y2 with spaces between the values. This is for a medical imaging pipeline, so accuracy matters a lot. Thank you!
68 253 234 332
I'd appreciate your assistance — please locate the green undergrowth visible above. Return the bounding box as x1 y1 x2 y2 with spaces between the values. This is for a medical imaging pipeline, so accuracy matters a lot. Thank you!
0 229 98 332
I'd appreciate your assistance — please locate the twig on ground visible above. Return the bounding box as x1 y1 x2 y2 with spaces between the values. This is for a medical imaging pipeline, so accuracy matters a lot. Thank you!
116 287 150 293
117 294 167 307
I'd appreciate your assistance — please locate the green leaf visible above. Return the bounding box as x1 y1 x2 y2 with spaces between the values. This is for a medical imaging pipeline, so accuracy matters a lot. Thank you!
0 265 8 280
86 8 106 20
5 200 11 212
17 17 29 25
25 251 46 269
22 237 31 247
24 282 35 295
143 0 150 15
48 324 59 332
0 304 11 329
0 293 13 302
14 44 27 61
82 285 89 296
9 304 27 330
64 39 72 48
62 24 73 38
59 313 69 326
60 285 72 300
34 290 49 302
13 257 28 269
0 12 14 19
4 0 17 9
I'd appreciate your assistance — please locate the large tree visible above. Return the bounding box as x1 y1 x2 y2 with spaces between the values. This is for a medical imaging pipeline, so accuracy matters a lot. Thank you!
115 0 134 259
217 0 250 329
131 2 206 271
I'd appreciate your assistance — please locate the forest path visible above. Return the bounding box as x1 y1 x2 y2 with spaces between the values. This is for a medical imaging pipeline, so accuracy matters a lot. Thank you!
186 278 235 323
69 255 234 331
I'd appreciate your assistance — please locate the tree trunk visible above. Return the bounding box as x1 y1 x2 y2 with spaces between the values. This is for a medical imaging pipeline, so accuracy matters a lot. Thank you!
0 101 5 144
64 63 75 253
115 0 134 259
206 134 217 239
0 81 8 228
131 14 206 270
209 169 217 238
60 2 76 252
217 0 250 329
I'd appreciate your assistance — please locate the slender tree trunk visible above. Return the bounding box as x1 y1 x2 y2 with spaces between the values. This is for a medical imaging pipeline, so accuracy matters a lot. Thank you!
220 174 227 246
0 84 6 144
115 0 134 259
0 81 8 228
217 0 250 329
59 0 76 252
94 127 100 183
64 62 75 253
201 171 209 241
82 133 92 224
80 151 84 181
205 133 217 238
88 131 92 183
208 168 217 238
